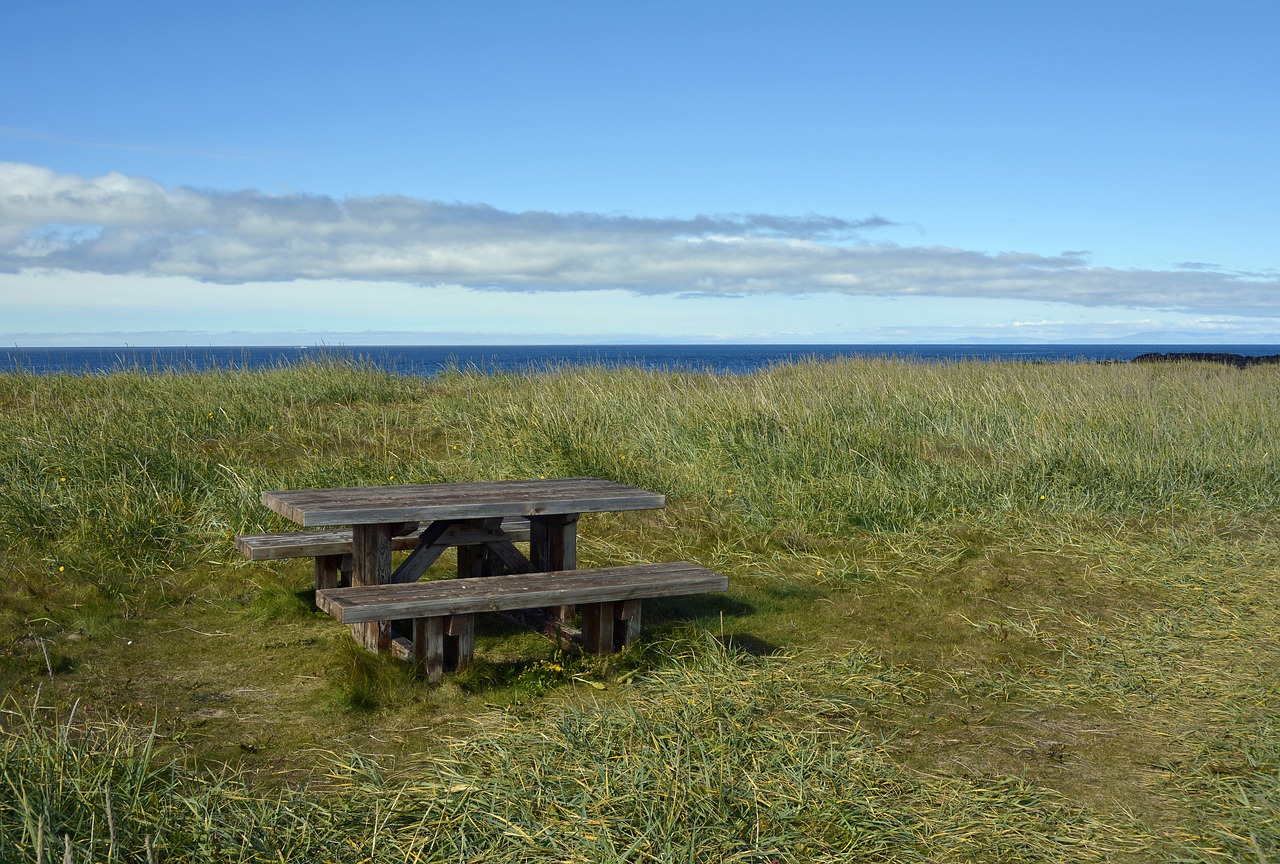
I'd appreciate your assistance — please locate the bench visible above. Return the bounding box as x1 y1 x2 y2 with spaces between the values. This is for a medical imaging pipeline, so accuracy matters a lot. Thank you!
235 517 532 590
316 561 728 682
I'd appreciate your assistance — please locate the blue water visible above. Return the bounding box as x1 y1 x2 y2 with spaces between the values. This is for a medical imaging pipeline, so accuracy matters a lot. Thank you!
2 344 1278 376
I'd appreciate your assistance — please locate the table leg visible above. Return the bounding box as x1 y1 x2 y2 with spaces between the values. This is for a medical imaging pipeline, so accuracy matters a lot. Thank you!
351 523 393 652
455 518 498 578
312 555 353 601
457 544 494 578
580 602 615 654
529 513 578 571
412 615 476 684
531 513 578 621
314 555 341 592
582 601 640 654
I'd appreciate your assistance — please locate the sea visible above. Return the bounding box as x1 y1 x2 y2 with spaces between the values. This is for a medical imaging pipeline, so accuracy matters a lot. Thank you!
3 344 1279 377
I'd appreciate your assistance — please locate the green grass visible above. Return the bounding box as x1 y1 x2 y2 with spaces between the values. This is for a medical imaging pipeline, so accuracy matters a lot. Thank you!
1 356 1278 861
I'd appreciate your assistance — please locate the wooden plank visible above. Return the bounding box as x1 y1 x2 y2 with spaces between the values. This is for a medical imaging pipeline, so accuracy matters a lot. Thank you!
389 632 412 661
314 555 340 592
387 520 453 584
473 519 504 576
435 522 520 547
261 478 664 527
483 537 534 575
237 528 370 560
530 514 578 571
413 618 446 684
580 602 615 654
235 518 531 560
350 524 393 651
617 599 642 649
317 562 727 623
498 608 581 649
531 513 577 621
457 544 486 579
445 613 475 672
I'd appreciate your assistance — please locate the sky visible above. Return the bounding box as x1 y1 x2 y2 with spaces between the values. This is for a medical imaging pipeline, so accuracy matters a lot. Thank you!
2 1 1278 346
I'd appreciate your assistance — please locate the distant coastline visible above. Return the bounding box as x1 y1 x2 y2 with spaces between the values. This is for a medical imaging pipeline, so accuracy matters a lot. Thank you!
1131 351 1280 369
4 344 1280 376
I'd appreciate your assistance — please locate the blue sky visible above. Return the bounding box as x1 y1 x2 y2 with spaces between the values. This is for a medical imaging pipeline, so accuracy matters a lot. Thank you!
2 1 1278 345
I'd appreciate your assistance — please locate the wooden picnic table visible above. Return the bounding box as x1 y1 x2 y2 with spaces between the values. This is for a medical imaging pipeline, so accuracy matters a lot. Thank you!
259 478 666 651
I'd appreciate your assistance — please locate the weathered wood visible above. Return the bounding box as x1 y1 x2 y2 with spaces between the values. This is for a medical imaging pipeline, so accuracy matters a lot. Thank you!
387 521 453 584
581 601 638 653
314 555 341 591
435 520 522 549
531 514 578 621
482 537 534 575
457 544 487 579
445 614 475 672
617 599 642 650
391 521 534 584
580 602 615 654
530 513 578 571
389 632 412 661
351 524 393 651
409 615 475 683
499 608 580 649
321 563 724 681
261 478 665 527
317 562 727 623
235 518 531 561
475 518 505 576
413 617 446 683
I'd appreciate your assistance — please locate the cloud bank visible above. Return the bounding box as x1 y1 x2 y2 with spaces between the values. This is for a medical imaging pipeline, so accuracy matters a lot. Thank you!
3 162 1277 316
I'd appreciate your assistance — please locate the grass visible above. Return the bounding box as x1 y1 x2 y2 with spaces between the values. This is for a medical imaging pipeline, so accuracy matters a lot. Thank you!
0 356 1277 861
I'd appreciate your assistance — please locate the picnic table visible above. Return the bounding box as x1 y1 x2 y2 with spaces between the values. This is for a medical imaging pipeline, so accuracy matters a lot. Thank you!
259 478 667 652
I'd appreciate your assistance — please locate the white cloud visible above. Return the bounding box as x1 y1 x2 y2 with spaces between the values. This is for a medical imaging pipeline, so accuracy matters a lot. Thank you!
2 162 1277 317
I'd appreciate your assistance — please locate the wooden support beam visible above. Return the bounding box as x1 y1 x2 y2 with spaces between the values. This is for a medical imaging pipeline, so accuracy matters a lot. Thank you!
410 614 475 683
531 514 578 622
617 599 642 650
457 544 486 579
351 524 393 652
458 519 503 578
445 614 476 673
530 513 578 570
389 633 412 662
314 554 341 592
413 617 446 684
483 537 534 574
235 518 532 561
388 520 452 584
581 601 616 655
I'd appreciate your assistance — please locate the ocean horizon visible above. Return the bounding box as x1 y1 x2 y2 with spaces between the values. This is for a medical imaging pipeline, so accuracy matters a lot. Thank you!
4 343 1279 377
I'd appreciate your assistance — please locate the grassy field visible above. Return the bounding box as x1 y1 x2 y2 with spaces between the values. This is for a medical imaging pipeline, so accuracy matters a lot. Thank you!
1 357 1277 862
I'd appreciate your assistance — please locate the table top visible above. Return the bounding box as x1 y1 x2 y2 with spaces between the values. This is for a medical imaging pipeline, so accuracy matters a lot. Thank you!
261 477 665 527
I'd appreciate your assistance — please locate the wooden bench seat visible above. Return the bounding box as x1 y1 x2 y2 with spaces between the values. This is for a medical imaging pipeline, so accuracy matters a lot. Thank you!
316 561 728 682
235 517 532 560
235 517 532 589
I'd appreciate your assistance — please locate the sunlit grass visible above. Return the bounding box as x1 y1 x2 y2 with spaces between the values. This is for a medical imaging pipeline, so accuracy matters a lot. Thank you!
1 356 1277 860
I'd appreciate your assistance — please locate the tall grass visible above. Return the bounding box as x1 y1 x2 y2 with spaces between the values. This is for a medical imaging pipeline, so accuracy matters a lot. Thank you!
1 356 1278 861
1 639 1151 863
3 358 1275 572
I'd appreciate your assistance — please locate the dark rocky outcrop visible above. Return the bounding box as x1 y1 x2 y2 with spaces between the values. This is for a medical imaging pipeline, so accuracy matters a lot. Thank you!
1130 352 1280 369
